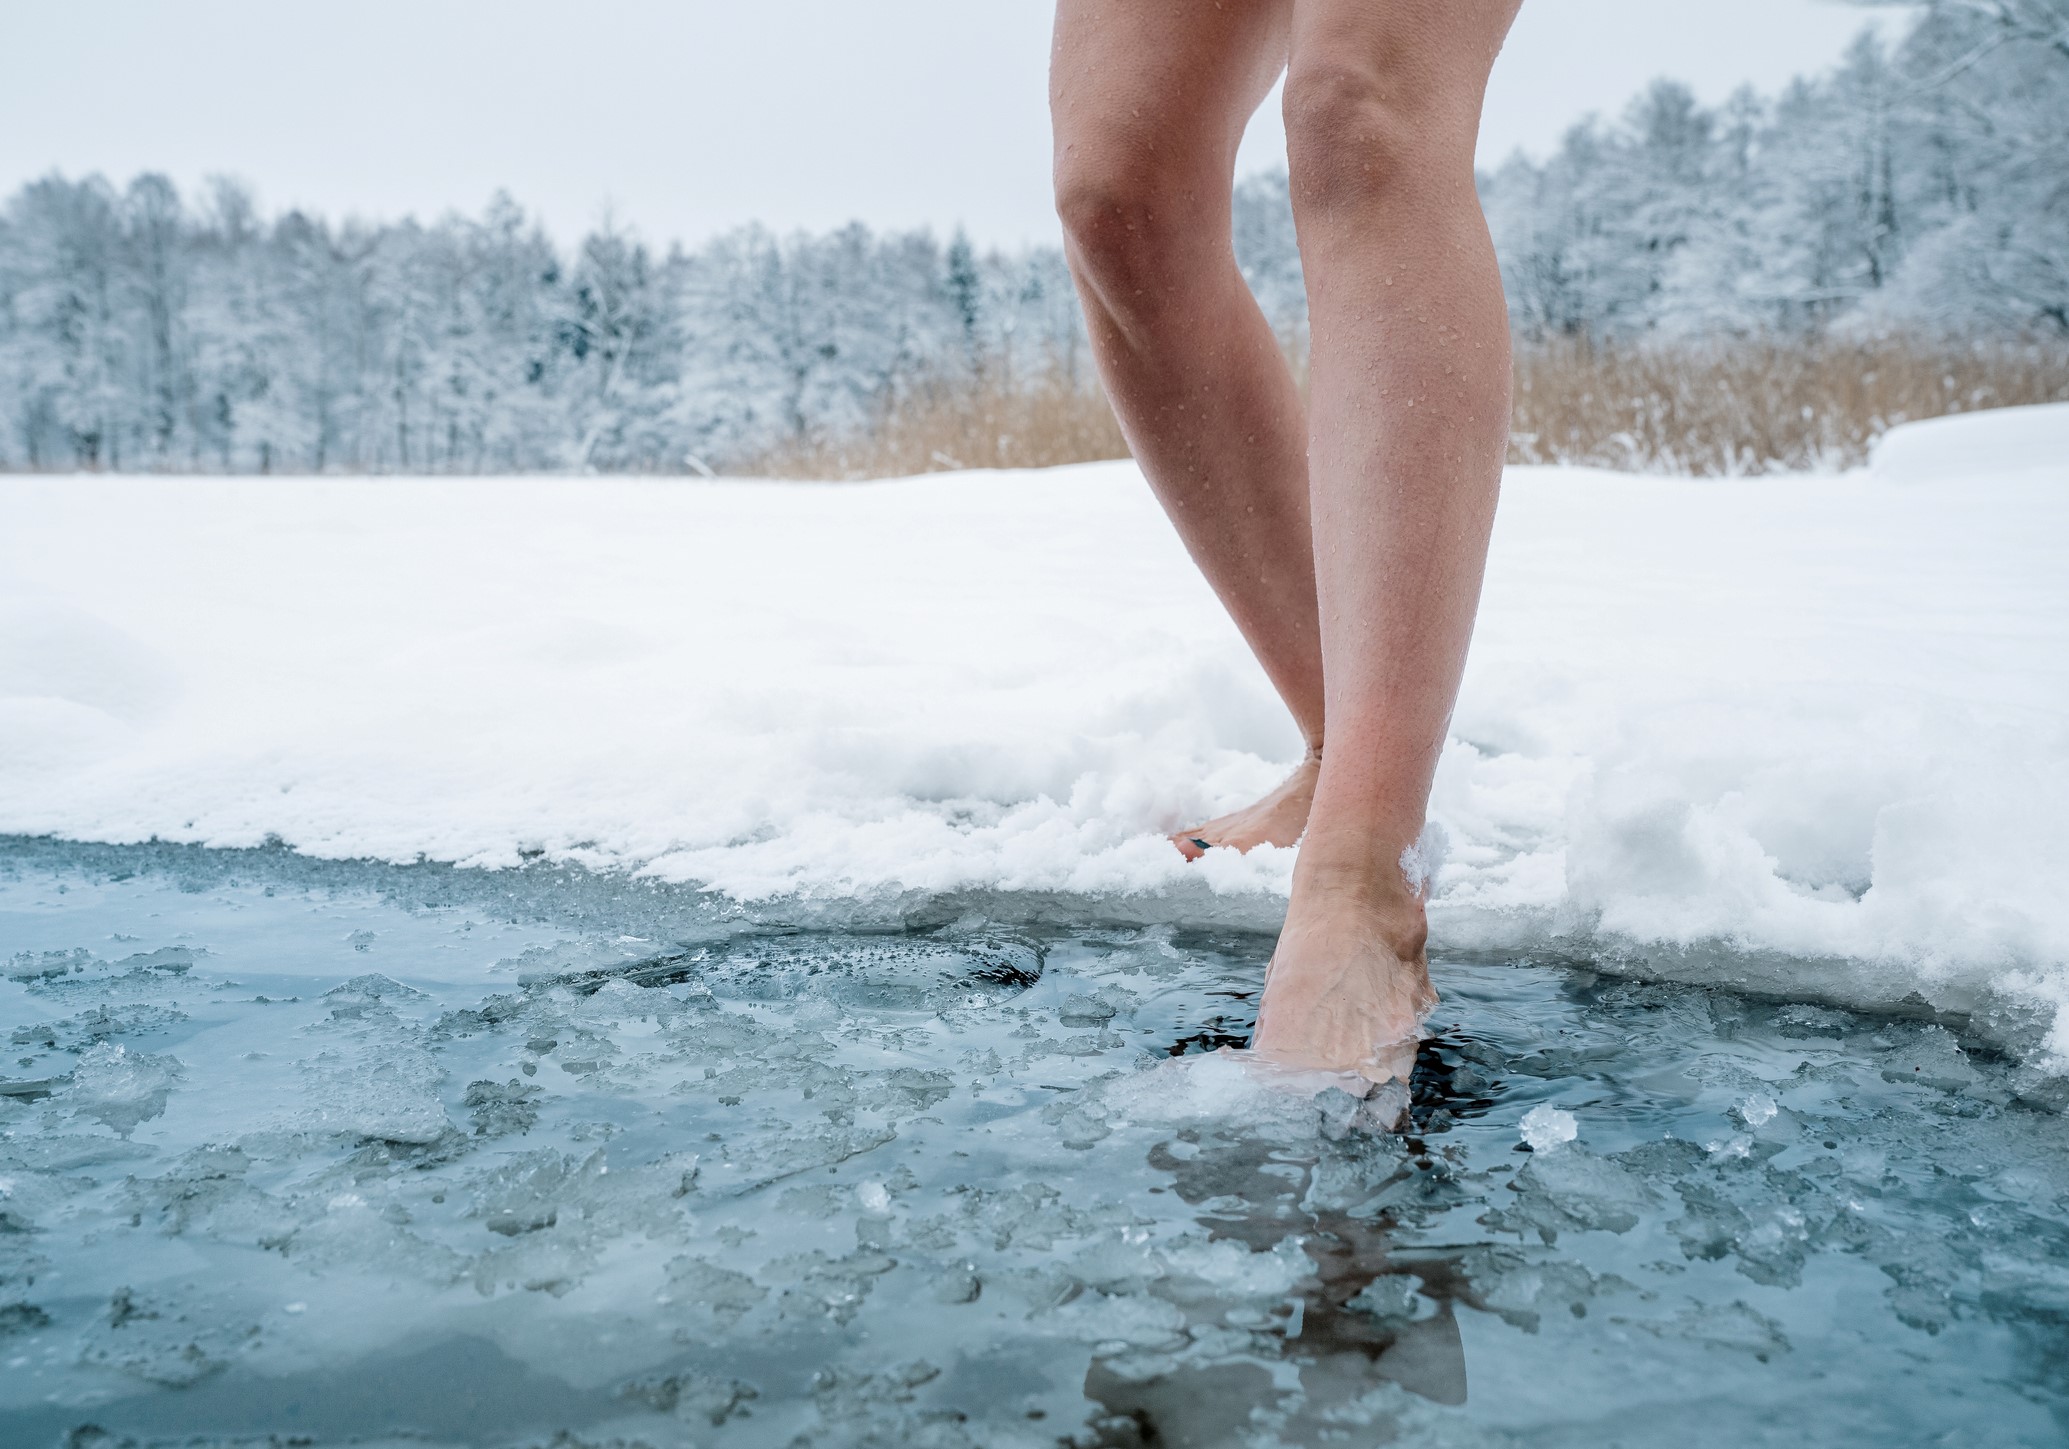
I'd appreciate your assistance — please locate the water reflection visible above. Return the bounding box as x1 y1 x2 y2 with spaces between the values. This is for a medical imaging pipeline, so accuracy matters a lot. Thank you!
1084 1036 1498 1444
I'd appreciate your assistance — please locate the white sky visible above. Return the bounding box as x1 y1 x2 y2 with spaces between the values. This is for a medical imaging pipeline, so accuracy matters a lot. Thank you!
0 0 1899 249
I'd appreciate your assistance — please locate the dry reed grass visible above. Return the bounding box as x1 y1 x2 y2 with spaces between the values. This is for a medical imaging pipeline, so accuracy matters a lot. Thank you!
745 335 2067 480
748 371 1129 480
1510 336 2069 474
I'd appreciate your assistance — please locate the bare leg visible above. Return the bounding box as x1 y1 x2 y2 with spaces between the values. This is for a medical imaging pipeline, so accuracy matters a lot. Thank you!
1250 0 1520 1088
1049 0 1324 856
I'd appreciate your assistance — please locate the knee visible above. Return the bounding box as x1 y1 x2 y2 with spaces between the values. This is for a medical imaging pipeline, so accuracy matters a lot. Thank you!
1053 143 1213 316
1281 62 1458 219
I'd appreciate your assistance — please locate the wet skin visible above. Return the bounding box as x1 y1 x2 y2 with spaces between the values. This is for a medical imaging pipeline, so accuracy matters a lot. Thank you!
1052 0 1523 1082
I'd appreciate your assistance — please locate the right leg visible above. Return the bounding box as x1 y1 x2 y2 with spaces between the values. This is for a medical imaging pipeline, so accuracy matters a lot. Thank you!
1050 0 1322 857
1249 0 1521 1095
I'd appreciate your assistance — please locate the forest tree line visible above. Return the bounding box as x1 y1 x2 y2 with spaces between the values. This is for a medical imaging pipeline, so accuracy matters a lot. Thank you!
1 0 2063 475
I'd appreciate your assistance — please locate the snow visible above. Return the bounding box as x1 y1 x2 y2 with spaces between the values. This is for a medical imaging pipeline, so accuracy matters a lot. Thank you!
1871 401 2069 486
2 421 2066 1064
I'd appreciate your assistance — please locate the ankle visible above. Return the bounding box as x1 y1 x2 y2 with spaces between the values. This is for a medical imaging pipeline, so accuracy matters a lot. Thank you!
1286 847 1430 958
1296 816 1425 889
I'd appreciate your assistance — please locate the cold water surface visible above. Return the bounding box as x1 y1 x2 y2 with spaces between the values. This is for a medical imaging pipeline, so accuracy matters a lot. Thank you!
1 840 2065 1448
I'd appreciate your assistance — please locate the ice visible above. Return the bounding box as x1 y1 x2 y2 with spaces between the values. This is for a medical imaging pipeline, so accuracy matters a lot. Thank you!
621 1367 760 1426
1498 1144 1656 1238
1643 1300 1791 1361
297 992 455 1146
1517 1104 1576 1152
1733 1093 1779 1128
77 1285 264 1389
2 840 2068 1445
3 439 2067 1074
64 1044 183 1137
659 1254 768 1335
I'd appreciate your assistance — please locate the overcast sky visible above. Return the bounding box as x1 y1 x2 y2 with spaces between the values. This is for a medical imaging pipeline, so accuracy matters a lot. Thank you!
1 1 1903 249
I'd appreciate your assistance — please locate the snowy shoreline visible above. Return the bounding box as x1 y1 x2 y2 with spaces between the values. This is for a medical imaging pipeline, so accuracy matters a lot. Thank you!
4 410 2067 1064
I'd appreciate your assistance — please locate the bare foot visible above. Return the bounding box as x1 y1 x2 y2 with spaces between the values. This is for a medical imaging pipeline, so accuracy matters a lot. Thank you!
1250 858 1435 1095
1171 750 1320 861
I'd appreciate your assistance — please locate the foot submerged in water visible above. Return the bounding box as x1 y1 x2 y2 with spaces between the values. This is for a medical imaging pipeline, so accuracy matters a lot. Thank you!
1248 853 1436 1106
1171 750 1320 860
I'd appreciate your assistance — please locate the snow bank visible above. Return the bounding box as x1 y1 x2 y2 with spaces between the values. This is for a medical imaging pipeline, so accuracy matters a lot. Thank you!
3 423 2066 1061
1871 401 2069 486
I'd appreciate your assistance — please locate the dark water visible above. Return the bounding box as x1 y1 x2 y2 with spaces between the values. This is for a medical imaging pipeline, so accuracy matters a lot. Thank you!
1 838 2065 1448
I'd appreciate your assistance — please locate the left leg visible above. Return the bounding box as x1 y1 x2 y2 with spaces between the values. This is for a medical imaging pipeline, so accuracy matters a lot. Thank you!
1250 0 1520 1087
1048 0 1328 863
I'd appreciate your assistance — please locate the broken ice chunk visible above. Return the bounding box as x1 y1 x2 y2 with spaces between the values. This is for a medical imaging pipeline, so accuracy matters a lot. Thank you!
6 948 97 983
67 1043 182 1136
463 1078 544 1138
1520 1104 1577 1153
1642 1300 1791 1361
933 1264 982 1304
1705 1134 1754 1161
78 1286 255 1386
322 973 429 1016
299 1047 453 1145
621 1368 760 1426
1347 1272 1435 1327
1059 994 1117 1028
1504 1146 1656 1237
657 1255 768 1333
1733 1093 1779 1128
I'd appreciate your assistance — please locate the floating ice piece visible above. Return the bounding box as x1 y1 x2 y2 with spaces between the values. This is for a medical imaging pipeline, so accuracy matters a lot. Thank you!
1520 1104 1578 1152
6 948 96 982
300 1048 453 1145
67 1043 182 1136
932 1264 982 1304
323 972 429 1009
1513 1143 1655 1234
1348 1272 1436 1327
658 1256 768 1334
1734 1093 1779 1128
1877 1026 1983 1093
1161 1236 1310 1301
1103 1050 1407 1136
621 1368 760 1427
1058 993 1117 1028
79 1285 256 1387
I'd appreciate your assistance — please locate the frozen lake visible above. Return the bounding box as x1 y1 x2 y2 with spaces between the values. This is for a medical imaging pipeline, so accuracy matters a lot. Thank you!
4 837 2065 1447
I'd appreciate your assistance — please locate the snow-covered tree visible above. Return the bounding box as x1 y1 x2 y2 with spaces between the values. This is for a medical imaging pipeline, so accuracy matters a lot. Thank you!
1481 0 2069 341
0 0 2056 473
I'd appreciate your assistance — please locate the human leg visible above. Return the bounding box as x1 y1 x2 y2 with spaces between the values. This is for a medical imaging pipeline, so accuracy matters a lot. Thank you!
1050 0 1326 854
1249 0 1520 1085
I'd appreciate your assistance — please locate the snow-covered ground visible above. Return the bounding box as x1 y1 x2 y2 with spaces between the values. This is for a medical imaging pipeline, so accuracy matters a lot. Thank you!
3 403 2066 1062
